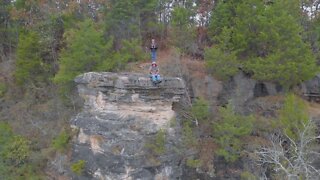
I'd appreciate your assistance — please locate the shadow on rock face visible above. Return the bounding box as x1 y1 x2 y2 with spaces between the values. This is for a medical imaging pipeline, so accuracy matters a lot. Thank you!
254 83 269 98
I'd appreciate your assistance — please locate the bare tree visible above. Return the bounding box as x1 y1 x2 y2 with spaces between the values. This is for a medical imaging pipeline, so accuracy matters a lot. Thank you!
255 119 320 180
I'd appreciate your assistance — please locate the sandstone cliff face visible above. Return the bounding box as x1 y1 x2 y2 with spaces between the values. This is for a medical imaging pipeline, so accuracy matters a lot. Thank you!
71 72 186 179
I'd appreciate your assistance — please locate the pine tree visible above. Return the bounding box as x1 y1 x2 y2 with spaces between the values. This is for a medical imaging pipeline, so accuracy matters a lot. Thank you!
205 47 239 80
15 31 45 87
208 0 243 40
191 98 210 122
279 94 309 140
207 0 319 88
171 6 196 54
54 19 146 94
213 104 254 162
135 0 159 38
54 19 112 89
104 0 140 48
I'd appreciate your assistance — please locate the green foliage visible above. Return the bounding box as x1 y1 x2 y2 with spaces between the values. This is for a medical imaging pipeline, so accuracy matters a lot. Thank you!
208 0 242 38
170 117 177 127
137 0 160 37
54 19 109 88
0 122 30 166
71 160 86 176
170 6 196 54
145 129 166 155
191 98 210 122
52 131 70 152
182 121 197 148
15 31 47 86
104 0 161 45
0 163 43 180
0 122 42 179
154 130 166 154
104 0 140 43
205 47 239 80
0 0 16 58
0 123 15 156
213 104 254 162
279 94 309 140
55 19 146 95
171 7 194 28
120 38 147 62
2 136 30 166
207 0 318 87
98 38 146 72
0 82 7 97
186 158 202 168
171 26 196 54
241 171 257 180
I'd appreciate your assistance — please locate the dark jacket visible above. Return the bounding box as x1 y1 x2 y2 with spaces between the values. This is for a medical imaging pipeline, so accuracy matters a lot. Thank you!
150 43 158 51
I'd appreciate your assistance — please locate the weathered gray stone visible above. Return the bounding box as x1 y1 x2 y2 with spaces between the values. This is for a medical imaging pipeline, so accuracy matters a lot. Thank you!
301 74 320 95
230 72 257 113
50 153 68 175
71 72 186 179
218 72 284 115
264 82 279 95
218 73 256 113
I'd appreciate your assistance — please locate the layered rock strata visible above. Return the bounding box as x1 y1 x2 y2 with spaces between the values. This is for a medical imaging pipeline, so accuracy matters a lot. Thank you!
71 72 186 179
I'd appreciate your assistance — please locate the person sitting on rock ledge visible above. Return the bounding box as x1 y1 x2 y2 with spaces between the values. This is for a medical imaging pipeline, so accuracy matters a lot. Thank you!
149 62 162 84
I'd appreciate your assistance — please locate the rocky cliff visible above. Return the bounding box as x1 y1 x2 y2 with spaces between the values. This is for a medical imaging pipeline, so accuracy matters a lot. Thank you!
301 74 320 102
70 72 186 179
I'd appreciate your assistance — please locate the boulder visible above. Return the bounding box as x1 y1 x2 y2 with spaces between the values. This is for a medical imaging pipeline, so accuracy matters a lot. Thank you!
301 74 320 95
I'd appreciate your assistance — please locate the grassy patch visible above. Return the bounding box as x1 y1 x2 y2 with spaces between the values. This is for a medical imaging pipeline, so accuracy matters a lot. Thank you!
145 129 166 155
52 131 70 152
182 121 197 148
71 160 86 175
186 158 202 168
170 117 177 127
240 171 257 180
0 122 44 179
0 82 7 97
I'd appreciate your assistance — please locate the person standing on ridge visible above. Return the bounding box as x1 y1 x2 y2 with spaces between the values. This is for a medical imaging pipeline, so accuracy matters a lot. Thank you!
150 39 158 62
